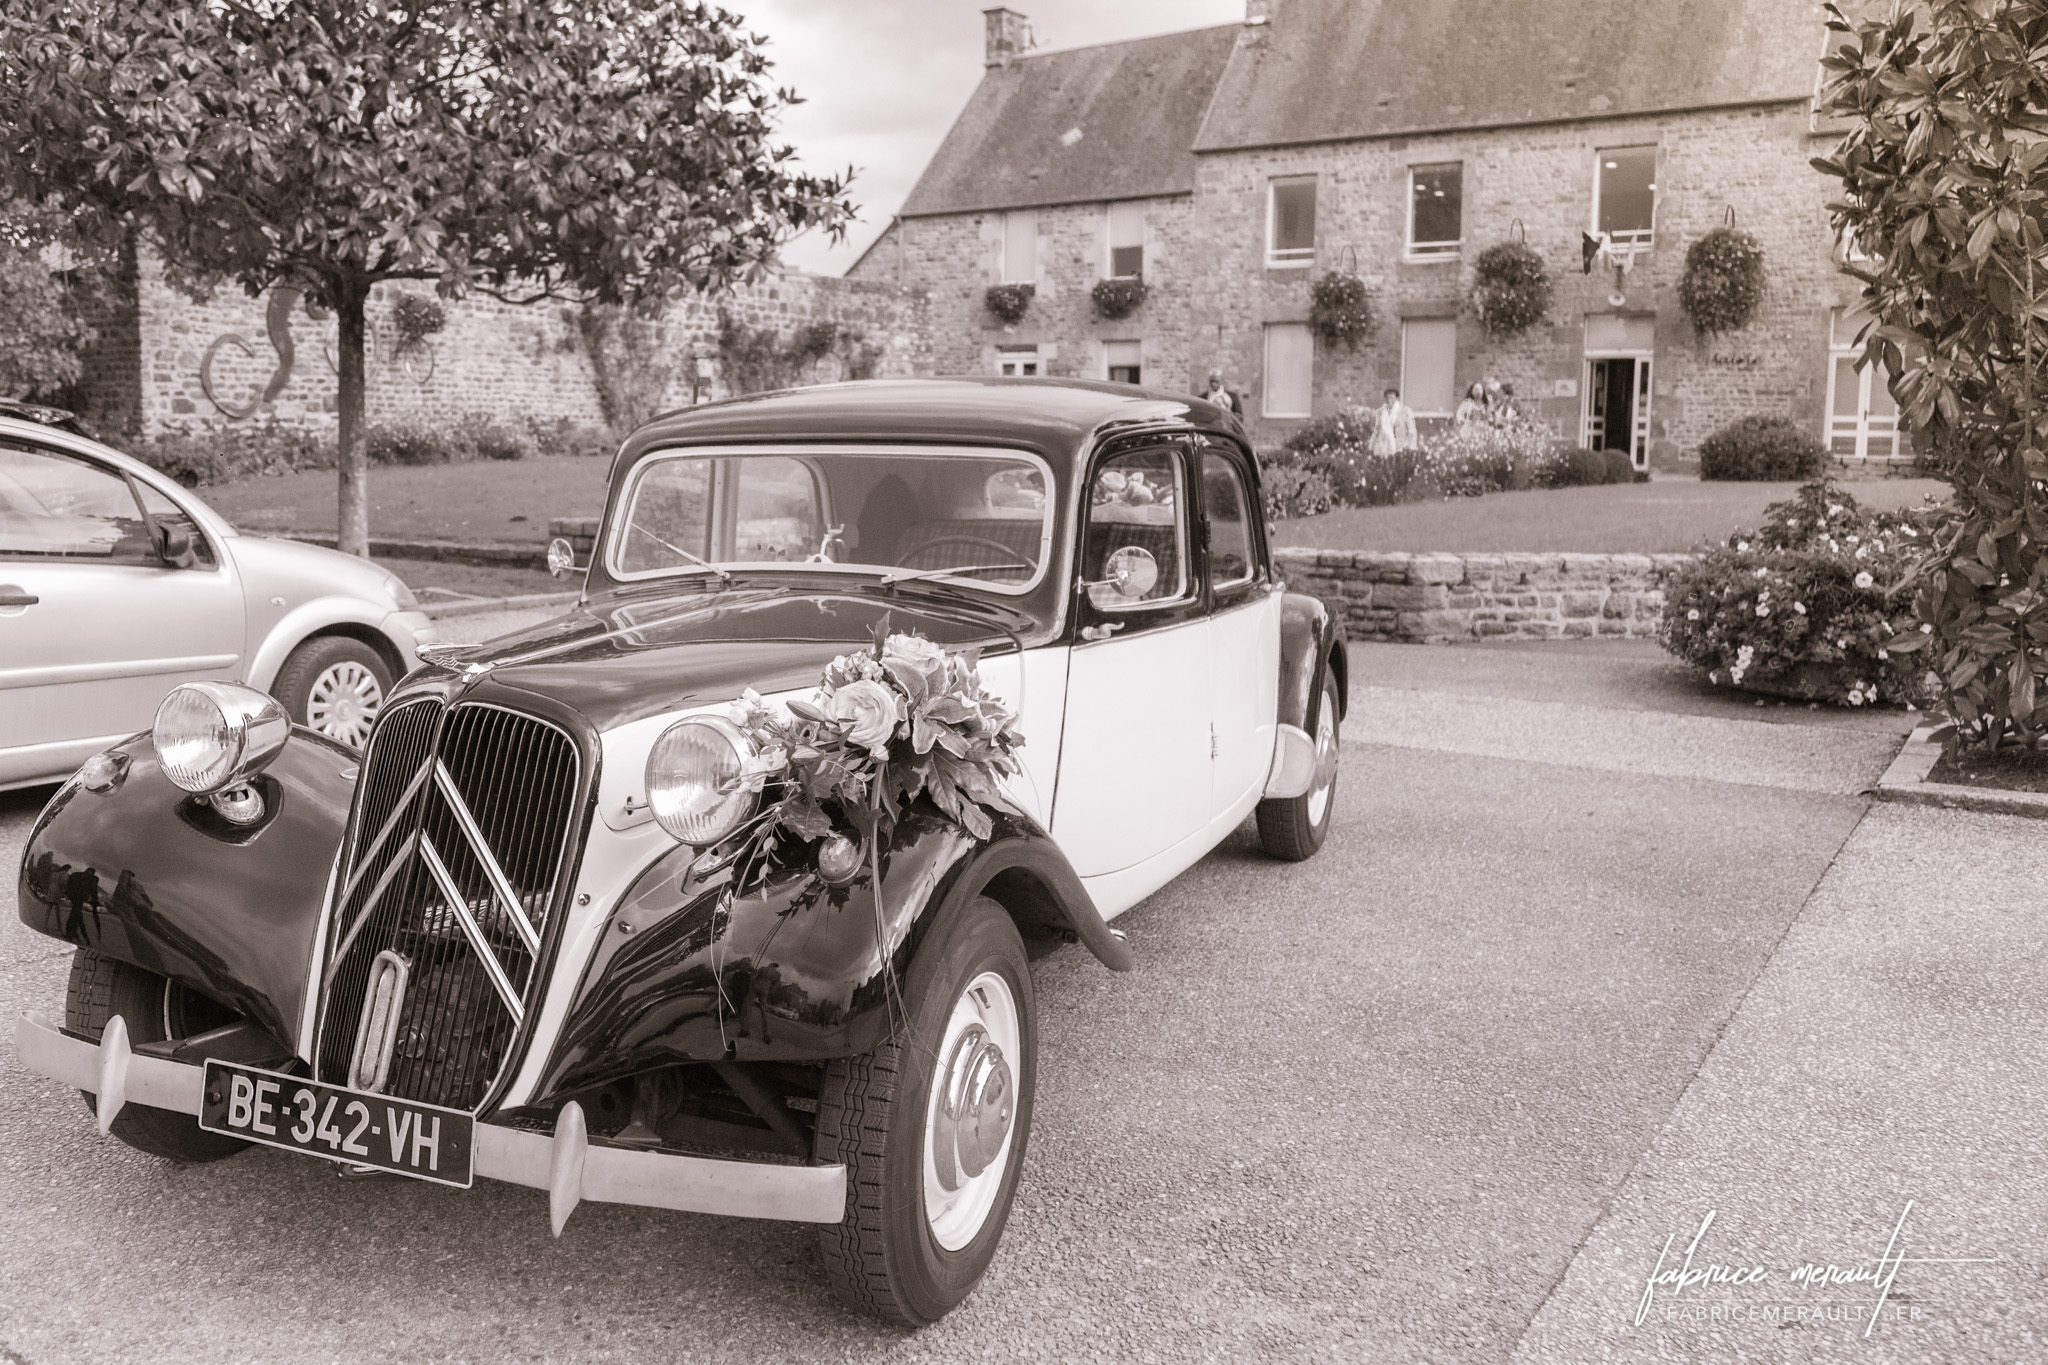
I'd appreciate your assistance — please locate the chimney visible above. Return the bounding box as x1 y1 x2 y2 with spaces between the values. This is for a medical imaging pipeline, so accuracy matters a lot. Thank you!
984 8 1035 67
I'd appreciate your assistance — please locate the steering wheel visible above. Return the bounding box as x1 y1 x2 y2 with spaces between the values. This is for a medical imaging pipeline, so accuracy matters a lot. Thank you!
894 534 1027 568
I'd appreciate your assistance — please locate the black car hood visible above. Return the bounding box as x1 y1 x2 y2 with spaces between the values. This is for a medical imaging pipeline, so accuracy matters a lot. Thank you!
443 582 1042 732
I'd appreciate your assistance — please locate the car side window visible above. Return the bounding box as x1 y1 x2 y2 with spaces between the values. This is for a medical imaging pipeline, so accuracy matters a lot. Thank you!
1201 450 1254 589
136 482 217 568
0 445 157 565
1083 447 1188 611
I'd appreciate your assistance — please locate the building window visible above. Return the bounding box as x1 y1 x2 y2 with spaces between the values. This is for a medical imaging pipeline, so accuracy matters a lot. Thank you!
1267 176 1316 266
1107 202 1144 278
1001 210 1036 283
1407 163 1462 258
1105 340 1142 385
1263 323 1313 417
996 345 1040 377
1594 145 1656 247
1826 308 1901 463
1400 318 1458 417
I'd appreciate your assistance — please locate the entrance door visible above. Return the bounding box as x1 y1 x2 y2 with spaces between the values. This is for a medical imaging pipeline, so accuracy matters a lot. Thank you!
1584 357 1652 470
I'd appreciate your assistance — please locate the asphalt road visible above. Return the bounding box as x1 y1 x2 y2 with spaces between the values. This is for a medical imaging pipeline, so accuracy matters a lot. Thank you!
0 641 1921 1363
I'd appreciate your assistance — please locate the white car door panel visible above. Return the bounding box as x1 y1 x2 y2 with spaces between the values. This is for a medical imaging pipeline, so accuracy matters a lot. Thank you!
1209 592 1282 813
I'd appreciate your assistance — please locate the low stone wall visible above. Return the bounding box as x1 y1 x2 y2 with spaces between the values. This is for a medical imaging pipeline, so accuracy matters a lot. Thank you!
1274 548 1694 644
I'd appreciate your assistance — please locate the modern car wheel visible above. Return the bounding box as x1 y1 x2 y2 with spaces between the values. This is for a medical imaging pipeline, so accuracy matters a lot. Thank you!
272 636 392 749
1256 665 1340 861
814 895 1036 1325
66 949 251 1162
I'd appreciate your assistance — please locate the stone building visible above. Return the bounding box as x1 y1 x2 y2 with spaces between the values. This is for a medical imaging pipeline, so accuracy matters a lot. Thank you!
853 0 1885 469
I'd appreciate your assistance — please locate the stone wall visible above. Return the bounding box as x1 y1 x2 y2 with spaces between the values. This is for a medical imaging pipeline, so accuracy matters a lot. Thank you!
133 248 930 437
1275 547 1691 643
1188 102 1859 454
848 194 1200 392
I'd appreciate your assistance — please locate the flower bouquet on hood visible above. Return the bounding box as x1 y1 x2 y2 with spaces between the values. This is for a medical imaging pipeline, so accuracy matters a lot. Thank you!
721 616 1025 881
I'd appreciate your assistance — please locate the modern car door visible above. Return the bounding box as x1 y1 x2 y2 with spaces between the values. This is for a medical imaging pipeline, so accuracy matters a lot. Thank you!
1050 439 1212 877
0 443 244 785
1199 442 1282 818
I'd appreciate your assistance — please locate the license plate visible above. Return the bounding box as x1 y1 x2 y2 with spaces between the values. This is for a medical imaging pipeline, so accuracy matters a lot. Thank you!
198 1061 474 1189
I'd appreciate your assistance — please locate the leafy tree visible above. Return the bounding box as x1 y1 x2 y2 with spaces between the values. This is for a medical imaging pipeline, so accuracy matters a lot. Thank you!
1815 0 2048 746
0 1 853 555
0 196 100 400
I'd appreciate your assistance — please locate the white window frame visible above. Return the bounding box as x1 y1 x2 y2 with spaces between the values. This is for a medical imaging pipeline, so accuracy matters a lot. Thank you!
1825 310 1902 465
1405 162 1462 261
1104 340 1142 385
1000 210 1037 284
1592 145 1657 249
1262 323 1314 418
1266 176 1317 268
996 344 1042 378
1106 201 1145 279
1399 318 1459 418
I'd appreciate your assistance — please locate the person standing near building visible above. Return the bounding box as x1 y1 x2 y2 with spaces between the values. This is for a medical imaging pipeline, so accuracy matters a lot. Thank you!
1370 387 1418 456
1455 381 1489 426
1202 370 1241 414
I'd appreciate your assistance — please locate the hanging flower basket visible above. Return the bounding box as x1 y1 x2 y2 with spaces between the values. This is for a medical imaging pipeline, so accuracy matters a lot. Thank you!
1090 275 1148 321
984 283 1035 325
1679 227 1766 334
1308 272 1376 350
1469 241 1552 338
391 293 447 352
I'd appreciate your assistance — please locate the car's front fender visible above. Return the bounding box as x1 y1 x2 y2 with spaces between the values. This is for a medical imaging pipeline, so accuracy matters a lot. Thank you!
523 804 1125 1105
15 730 358 1052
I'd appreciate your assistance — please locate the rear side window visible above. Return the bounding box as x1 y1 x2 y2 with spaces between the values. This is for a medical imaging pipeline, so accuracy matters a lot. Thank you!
0 445 156 564
1202 451 1253 588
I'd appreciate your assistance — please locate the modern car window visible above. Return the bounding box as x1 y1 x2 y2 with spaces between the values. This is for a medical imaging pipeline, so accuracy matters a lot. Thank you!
613 448 1052 592
1202 451 1254 588
1083 447 1187 611
136 481 217 568
0 445 156 564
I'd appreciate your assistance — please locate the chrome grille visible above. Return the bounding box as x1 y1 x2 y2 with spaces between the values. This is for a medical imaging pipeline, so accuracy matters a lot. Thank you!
316 700 581 1111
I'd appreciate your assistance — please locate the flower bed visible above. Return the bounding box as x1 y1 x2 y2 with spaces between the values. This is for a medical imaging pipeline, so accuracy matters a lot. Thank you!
1658 479 1945 705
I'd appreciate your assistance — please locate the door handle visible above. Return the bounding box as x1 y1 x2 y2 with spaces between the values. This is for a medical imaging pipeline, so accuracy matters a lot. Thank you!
1079 622 1125 642
0 588 37 608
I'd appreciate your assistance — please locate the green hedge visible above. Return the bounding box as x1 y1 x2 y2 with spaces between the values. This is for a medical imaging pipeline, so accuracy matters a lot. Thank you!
1697 415 1826 481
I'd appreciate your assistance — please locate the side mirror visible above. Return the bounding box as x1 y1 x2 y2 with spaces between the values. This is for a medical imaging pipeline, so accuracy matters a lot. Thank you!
155 523 197 570
546 536 577 578
1086 545 1160 607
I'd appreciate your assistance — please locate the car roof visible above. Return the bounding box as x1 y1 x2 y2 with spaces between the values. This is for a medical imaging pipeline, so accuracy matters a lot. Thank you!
614 377 1242 475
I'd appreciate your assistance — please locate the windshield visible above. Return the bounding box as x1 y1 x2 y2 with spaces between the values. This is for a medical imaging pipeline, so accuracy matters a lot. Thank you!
611 446 1054 592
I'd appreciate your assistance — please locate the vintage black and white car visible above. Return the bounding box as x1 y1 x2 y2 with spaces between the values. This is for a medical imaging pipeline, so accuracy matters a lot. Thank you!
15 378 1346 1323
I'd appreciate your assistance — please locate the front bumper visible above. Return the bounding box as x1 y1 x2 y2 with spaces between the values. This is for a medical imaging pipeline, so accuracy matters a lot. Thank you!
14 1014 845 1230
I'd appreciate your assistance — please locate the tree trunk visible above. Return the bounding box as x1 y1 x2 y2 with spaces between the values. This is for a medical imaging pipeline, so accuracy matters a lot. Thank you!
335 279 371 557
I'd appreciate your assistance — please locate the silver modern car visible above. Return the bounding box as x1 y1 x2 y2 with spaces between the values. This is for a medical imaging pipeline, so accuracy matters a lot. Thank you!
0 404 436 790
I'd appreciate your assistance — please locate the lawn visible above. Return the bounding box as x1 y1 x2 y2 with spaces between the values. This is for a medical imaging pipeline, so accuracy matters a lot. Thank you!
200 454 611 545
1271 475 1952 554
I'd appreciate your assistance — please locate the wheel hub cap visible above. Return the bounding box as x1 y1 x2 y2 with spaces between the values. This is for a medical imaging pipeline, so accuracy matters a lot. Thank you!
932 1024 1013 1192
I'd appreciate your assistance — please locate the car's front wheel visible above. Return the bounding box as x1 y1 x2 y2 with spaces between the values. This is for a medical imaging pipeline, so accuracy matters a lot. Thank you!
66 949 251 1162
814 895 1036 1325
272 635 392 749
1256 664 1341 861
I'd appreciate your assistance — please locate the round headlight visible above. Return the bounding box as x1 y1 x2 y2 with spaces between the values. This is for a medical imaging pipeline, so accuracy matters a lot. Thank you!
153 682 291 794
645 717 759 846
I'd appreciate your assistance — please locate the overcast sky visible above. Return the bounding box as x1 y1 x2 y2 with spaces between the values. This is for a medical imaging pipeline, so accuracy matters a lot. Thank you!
742 0 1244 276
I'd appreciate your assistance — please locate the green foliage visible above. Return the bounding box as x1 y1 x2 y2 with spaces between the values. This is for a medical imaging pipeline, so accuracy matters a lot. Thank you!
1541 446 1614 489
0 196 102 398
1090 276 1148 321
1660 480 1944 704
983 283 1034 324
1261 463 1336 519
367 420 455 468
1605 448 1641 484
1267 411 1566 512
716 310 872 395
1697 414 1827 481
451 414 534 463
391 294 446 352
1809 0 2048 747
0 1 854 553
1470 242 1552 338
576 304 676 432
1678 227 1767 334
134 422 334 487
1308 272 1375 350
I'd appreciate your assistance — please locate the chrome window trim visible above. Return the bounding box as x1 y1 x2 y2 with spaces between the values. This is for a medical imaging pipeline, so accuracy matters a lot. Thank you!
606 442 1058 596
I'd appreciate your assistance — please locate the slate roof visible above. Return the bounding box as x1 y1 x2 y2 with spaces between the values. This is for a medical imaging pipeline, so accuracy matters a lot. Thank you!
896 24 1239 218
1193 0 1827 151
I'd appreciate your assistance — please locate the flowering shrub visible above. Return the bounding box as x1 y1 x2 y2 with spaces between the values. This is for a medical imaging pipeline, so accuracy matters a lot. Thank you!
1089 275 1147 320
1698 414 1826 481
1416 419 1559 497
1659 479 1942 704
1678 227 1766 334
1261 463 1335 519
1469 241 1552 338
1308 272 1375 349
983 283 1034 324
1264 411 1588 516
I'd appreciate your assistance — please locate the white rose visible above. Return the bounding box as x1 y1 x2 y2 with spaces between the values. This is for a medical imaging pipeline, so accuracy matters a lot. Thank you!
1854 571 1875 589
1687 609 1700 621
830 679 902 756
